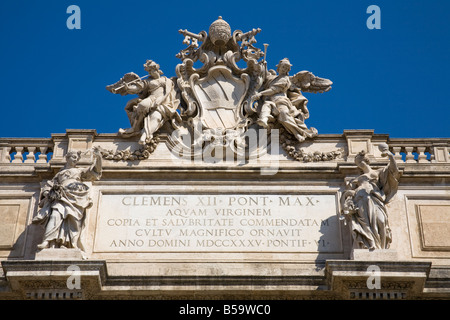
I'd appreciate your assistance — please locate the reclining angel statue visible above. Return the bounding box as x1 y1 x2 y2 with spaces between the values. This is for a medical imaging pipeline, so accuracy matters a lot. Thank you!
32 148 102 252
340 145 400 250
106 60 181 145
252 58 332 142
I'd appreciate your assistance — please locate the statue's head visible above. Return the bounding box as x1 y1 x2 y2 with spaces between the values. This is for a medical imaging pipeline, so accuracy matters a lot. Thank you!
355 150 370 168
276 58 292 74
65 150 81 165
144 60 163 75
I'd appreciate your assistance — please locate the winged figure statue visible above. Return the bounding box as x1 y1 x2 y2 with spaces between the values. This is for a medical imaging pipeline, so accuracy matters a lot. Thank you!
253 58 332 142
106 60 181 145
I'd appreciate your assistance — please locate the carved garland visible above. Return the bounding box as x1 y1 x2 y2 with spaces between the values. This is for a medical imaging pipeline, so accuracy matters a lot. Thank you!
99 132 344 163
99 136 160 161
279 129 343 162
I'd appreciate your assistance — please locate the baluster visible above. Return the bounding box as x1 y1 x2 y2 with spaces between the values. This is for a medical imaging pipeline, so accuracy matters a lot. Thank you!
417 146 428 163
404 147 416 163
24 147 36 163
429 146 435 162
0 146 12 163
11 147 24 163
392 146 403 163
36 146 49 163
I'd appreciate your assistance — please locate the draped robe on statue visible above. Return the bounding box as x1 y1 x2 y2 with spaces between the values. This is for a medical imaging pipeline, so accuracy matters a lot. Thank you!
33 166 101 250
348 162 400 250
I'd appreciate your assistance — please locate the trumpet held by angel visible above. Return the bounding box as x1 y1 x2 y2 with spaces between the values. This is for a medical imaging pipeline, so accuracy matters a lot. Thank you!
106 60 181 145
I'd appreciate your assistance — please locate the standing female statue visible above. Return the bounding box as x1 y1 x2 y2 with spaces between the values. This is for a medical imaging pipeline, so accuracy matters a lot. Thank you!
33 148 102 251
341 145 400 250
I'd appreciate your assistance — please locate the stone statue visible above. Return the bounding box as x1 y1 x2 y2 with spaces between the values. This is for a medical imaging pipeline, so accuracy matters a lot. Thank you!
104 18 340 162
32 148 102 251
340 144 400 250
107 60 181 145
253 58 332 142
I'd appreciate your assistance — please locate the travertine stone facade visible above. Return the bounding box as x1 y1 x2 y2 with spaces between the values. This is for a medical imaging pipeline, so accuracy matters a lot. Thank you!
0 129 449 299
0 17 449 300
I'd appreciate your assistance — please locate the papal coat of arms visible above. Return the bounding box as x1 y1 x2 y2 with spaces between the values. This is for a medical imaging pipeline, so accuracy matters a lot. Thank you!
104 17 341 162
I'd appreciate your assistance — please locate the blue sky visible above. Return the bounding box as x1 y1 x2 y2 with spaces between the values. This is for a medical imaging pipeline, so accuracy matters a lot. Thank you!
0 0 449 138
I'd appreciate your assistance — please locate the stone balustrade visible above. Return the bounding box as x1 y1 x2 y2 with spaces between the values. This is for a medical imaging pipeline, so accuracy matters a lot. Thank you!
0 139 54 164
0 131 449 167
0 130 449 301
388 138 450 163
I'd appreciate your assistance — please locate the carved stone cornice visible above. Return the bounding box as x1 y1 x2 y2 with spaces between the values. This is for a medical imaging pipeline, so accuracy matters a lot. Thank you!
1 260 107 300
325 260 431 299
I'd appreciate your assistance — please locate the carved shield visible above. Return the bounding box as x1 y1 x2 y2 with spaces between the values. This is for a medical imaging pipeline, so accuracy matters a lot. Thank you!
190 66 250 129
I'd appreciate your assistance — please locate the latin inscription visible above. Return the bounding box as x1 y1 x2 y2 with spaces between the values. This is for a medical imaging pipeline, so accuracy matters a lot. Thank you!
94 194 341 253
